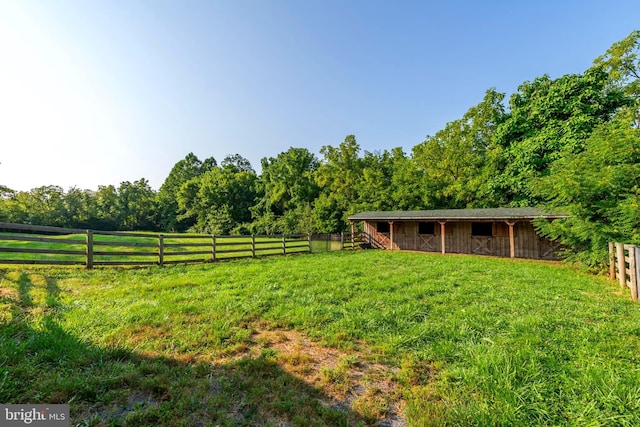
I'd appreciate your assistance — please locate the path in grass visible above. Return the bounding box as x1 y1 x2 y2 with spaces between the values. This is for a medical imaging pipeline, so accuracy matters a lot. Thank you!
1 251 640 426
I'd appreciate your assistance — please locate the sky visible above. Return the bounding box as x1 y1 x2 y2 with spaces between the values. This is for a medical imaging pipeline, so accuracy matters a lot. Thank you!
0 0 638 192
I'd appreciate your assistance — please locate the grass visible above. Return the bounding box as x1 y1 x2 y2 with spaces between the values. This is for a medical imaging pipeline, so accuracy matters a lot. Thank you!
1 250 640 425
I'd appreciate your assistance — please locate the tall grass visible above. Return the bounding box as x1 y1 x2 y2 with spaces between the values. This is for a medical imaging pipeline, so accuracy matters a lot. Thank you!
1 251 639 425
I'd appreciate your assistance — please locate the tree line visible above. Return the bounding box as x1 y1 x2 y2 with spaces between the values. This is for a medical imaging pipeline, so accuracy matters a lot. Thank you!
1 31 638 267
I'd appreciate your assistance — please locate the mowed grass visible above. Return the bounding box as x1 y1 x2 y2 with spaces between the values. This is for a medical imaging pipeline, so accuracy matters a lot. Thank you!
1 251 640 426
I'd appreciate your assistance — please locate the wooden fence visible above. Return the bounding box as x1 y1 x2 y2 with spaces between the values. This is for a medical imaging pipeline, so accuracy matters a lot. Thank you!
609 242 640 301
0 222 316 268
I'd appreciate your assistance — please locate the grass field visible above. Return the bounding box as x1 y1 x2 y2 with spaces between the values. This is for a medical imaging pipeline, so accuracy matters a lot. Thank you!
1 250 640 426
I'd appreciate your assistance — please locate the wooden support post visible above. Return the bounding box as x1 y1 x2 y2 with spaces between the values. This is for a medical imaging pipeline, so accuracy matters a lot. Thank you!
340 232 344 250
506 221 516 259
158 234 164 267
86 230 93 269
630 246 638 301
251 235 256 257
609 242 616 280
212 235 217 262
389 221 394 251
282 235 286 255
439 221 446 254
635 247 640 301
308 233 312 253
616 242 626 287
350 221 355 250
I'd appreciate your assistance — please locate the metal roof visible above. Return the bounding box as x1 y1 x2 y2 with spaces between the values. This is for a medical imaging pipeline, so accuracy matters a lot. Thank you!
348 207 567 221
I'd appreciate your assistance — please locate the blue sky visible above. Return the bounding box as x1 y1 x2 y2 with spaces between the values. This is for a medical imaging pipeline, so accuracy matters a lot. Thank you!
0 0 637 191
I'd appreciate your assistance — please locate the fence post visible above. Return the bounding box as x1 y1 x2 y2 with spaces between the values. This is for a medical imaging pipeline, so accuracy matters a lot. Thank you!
609 242 616 280
212 235 217 262
616 242 626 287
282 235 286 255
251 235 256 257
635 247 640 302
630 246 638 301
340 232 344 250
308 233 312 253
158 234 164 267
86 230 93 269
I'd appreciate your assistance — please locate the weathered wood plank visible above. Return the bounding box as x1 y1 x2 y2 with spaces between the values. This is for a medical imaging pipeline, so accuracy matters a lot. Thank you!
213 241 252 247
609 242 616 280
0 259 84 265
93 251 157 256
93 241 157 247
0 222 85 234
0 234 85 245
216 248 253 255
158 235 164 267
0 247 85 255
617 242 626 288
86 230 93 269
629 248 638 300
93 261 157 266
162 242 211 247
254 246 285 252
163 250 211 256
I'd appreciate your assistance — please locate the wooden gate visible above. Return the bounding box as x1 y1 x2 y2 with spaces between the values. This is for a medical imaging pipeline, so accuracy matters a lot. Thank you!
472 236 492 255
418 235 437 252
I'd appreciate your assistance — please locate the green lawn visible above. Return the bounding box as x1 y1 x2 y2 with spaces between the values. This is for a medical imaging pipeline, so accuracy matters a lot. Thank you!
1 251 639 426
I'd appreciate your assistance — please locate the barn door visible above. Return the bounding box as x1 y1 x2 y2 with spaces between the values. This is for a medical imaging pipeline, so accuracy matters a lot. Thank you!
419 235 437 251
472 236 492 255
539 238 561 259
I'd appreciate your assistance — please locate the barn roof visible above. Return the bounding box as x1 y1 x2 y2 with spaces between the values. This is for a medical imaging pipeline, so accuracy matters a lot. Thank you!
348 207 567 222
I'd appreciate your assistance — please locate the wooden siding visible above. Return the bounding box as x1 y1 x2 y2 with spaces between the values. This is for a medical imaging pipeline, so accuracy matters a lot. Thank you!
362 220 560 260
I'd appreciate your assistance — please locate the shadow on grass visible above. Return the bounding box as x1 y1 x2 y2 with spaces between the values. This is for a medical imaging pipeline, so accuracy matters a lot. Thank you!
0 271 366 426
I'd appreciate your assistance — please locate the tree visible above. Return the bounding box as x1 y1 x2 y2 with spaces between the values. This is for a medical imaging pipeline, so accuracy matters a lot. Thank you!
221 154 254 173
313 135 363 231
412 89 506 208
488 67 628 206
93 185 120 230
594 30 640 100
177 166 259 234
63 187 98 228
536 107 640 266
251 147 320 233
157 153 216 231
117 179 158 231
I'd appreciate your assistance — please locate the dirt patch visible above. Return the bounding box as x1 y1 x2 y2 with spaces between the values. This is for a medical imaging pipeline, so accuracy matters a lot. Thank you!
244 328 407 426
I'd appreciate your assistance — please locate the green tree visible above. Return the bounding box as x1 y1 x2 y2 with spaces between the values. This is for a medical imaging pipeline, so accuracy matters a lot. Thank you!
177 166 259 234
63 187 98 228
221 154 254 173
93 185 120 230
117 179 158 230
536 107 640 266
157 153 216 231
412 89 506 208
252 147 319 233
258 147 319 215
489 68 628 206
313 135 363 231
594 30 640 100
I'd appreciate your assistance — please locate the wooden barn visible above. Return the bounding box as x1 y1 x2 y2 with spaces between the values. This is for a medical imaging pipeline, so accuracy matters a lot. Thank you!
348 208 567 260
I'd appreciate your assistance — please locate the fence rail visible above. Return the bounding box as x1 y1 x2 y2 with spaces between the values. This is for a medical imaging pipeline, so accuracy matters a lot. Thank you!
609 242 640 301
0 222 359 268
